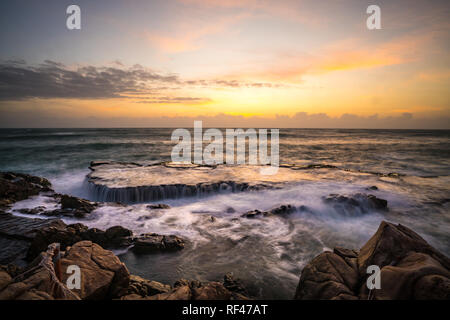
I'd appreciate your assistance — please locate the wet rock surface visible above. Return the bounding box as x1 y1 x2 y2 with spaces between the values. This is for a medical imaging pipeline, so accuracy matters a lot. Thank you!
322 193 388 215
294 221 450 300
132 233 185 254
0 172 52 208
241 204 296 218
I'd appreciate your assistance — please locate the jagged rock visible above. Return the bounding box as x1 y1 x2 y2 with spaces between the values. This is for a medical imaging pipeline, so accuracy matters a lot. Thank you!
295 221 450 300
241 209 263 218
0 243 80 300
60 241 130 299
147 204 171 210
241 205 296 218
268 204 296 216
323 193 387 215
294 247 359 300
126 275 171 297
27 223 133 261
357 221 450 299
132 233 185 253
40 194 98 218
0 172 52 208
16 206 46 215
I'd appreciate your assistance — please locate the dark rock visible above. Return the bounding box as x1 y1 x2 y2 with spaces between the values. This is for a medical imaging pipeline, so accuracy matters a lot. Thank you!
27 222 134 260
269 204 296 215
241 205 296 218
241 210 263 218
323 193 388 215
146 204 171 210
16 206 46 215
0 172 52 208
226 207 236 213
60 194 97 214
367 186 378 191
132 233 185 254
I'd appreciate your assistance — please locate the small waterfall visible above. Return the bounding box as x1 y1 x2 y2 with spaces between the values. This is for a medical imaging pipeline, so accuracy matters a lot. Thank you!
87 180 255 204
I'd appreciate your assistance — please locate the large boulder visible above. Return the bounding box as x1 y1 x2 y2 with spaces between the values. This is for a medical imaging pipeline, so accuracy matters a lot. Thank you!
294 221 450 300
294 247 359 300
60 241 130 299
0 243 80 300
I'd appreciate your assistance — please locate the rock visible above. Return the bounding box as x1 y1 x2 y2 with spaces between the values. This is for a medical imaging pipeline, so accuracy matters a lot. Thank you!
295 221 450 300
106 225 133 238
241 210 263 218
0 172 52 208
323 193 388 215
16 206 46 215
132 233 185 254
61 194 97 214
0 269 12 292
294 248 359 300
367 186 378 190
241 205 296 218
60 241 130 299
0 243 80 300
146 204 171 210
358 221 449 277
27 223 133 261
268 204 296 216
126 275 171 297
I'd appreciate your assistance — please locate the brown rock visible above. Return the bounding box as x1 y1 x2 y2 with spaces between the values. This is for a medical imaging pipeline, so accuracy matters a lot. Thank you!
294 249 359 300
60 241 130 299
0 243 80 300
366 252 450 300
358 221 450 278
132 233 185 254
126 274 171 297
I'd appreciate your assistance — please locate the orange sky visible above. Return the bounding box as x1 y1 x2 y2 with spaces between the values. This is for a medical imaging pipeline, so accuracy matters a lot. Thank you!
0 0 449 128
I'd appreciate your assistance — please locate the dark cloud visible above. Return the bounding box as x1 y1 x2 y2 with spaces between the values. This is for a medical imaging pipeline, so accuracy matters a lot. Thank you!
0 60 179 100
0 60 282 101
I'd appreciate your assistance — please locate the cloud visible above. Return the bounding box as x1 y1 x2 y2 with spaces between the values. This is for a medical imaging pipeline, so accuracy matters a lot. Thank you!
0 60 286 101
0 108 448 129
0 60 179 100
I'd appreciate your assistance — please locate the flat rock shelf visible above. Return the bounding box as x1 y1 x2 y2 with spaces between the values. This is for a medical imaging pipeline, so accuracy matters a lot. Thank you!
86 161 340 203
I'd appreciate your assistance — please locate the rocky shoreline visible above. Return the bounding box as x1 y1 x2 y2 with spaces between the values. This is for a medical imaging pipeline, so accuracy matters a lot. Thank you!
0 171 449 300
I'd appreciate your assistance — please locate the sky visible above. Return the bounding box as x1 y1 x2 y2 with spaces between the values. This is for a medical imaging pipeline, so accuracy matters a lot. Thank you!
0 0 449 128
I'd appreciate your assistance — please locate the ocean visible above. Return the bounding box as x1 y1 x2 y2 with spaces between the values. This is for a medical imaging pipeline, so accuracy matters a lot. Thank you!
1 128 449 299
